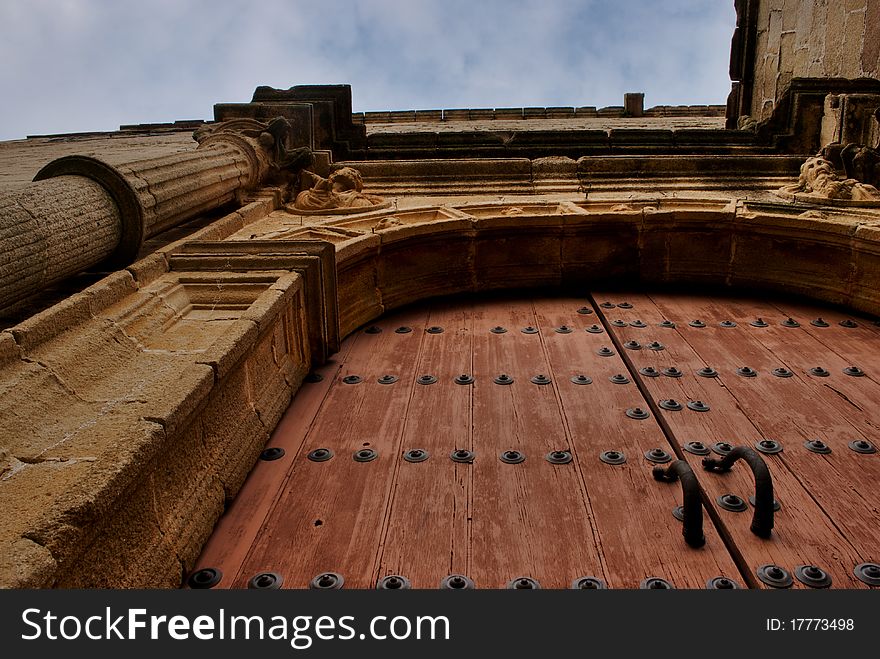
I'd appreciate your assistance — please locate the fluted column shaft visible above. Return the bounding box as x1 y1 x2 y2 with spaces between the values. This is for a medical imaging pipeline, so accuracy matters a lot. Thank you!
0 126 272 311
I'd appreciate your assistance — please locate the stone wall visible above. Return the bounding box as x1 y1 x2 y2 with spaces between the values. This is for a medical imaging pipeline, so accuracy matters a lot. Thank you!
750 0 880 120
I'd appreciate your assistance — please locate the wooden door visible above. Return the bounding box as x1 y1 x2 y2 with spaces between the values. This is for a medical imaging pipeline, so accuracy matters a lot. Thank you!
191 292 879 589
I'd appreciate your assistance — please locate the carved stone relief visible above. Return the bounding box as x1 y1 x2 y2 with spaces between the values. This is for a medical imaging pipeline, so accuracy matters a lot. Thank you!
291 166 388 213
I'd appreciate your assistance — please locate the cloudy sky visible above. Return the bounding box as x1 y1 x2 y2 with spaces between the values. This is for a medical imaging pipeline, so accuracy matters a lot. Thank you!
0 0 736 141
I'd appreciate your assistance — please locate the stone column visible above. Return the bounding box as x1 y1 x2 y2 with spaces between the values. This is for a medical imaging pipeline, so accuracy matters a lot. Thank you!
0 119 282 311
0 176 121 308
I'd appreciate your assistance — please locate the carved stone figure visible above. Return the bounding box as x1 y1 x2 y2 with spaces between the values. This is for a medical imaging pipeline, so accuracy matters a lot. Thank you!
293 167 385 212
777 154 880 203
841 143 880 189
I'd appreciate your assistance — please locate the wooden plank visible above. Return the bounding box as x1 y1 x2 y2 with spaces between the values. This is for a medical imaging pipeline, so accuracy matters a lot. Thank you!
373 299 473 588
602 292 868 588
534 296 742 589
469 296 606 588
191 335 358 587
230 305 430 588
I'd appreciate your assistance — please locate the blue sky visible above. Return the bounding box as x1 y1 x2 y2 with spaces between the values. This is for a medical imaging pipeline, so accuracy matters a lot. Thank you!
0 0 736 141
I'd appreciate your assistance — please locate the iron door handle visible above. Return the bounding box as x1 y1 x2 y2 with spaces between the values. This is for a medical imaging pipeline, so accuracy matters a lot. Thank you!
652 460 706 548
702 446 774 538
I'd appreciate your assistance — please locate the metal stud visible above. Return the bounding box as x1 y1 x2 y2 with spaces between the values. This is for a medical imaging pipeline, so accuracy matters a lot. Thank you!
626 407 650 420
490 326 508 334
377 575 411 590
706 577 740 590
395 326 412 334
810 318 829 328
771 368 793 378
689 320 706 328
624 340 641 350
494 373 514 385
659 399 683 411
554 325 574 334
546 450 573 465
187 568 222 589
571 577 607 589
839 319 858 328
609 373 630 384
749 495 781 511
630 319 648 328
658 320 676 328
697 366 718 378
755 439 783 455
440 574 475 590
600 302 616 309
717 493 748 512
646 341 665 351
711 442 733 456
450 449 475 463
672 506 685 522
577 306 593 315
342 375 363 384
531 374 552 385
809 366 830 377
364 326 382 334
719 320 737 328
610 319 627 328
644 448 672 464
249 572 284 590
353 448 378 462
304 372 324 383
521 326 539 334
756 565 792 588
662 366 683 378
600 450 627 465
848 439 877 454
377 374 398 384
507 577 541 589
404 449 429 463
454 373 475 385
804 439 832 454
736 366 757 378
570 374 593 385
308 448 334 462
687 400 710 412
618 302 634 309
596 346 615 357
843 366 865 377
640 577 673 589
795 565 832 589
750 318 769 327
684 441 711 456
781 317 800 328
417 374 438 385
853 563 880 587
640 366 660 377
260 447 285 461
586 324 604 334
500 450 526 464
426 326 444 334
310 572 344 590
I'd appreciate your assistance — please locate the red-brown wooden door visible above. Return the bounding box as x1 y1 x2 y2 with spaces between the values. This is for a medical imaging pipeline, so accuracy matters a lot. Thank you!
192 292 879 589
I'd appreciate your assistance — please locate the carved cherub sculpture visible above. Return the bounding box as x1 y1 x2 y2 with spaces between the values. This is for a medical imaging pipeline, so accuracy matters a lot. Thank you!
293 167 385 212
778 154 880 202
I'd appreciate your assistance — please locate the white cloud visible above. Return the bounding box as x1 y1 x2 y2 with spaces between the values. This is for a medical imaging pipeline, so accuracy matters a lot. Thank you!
0 0 736 140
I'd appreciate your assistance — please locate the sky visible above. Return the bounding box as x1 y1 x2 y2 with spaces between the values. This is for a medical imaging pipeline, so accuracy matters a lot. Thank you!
0 0 737 141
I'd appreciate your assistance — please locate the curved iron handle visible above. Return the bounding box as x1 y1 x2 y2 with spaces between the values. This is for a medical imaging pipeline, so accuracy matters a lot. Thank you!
702 446 774 538
652 460 706 548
